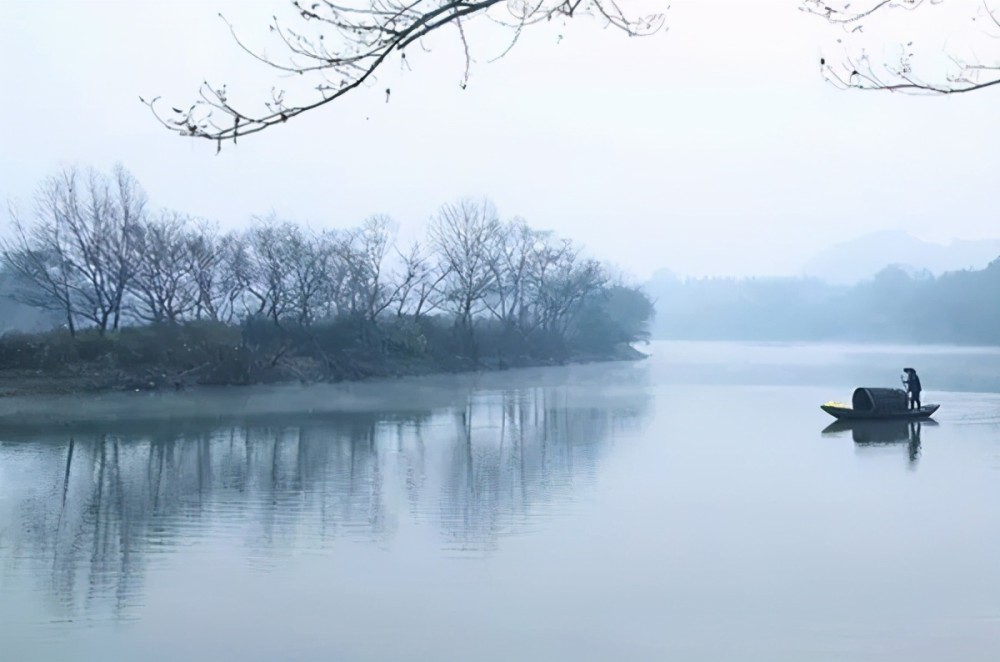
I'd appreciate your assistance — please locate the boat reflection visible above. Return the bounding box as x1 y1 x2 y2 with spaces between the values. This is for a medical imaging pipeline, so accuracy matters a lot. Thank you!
822 419 936 466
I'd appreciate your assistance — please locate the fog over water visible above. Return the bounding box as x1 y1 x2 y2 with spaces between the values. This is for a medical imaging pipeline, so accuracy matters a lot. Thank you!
2 341 999 661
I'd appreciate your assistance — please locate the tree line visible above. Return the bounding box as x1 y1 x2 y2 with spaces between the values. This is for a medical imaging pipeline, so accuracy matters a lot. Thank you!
0 164 652 387
649 262 1000 345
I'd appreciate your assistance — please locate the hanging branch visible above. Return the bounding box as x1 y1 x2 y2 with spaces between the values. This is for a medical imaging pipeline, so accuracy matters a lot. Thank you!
145 0 668 151
805 0 1000 94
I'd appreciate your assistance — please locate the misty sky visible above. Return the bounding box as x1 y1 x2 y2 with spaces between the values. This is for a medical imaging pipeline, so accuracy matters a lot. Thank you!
1 0 998 280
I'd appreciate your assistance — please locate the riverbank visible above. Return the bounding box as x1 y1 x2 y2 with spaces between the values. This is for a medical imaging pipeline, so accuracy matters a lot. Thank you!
0 346 645 398
0 321 647 398
0 349 650 433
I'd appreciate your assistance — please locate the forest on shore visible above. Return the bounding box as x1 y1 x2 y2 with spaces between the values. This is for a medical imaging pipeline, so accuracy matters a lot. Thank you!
648 260 1000 345
0 164 653 395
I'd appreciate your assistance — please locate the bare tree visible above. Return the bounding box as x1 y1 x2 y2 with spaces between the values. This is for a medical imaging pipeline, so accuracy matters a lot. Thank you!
147 1 667 149
807 0 1000 94
390 240 450 319
65 166 145 333
2 203 79 335
243 218 299 325
192 229 254 324
2 166 145 335
185 224 234 323
345 215 398 325
485 217 542 331
529 235 605 335
285 228 339 325
430 198 502 340
128 211 200 324
105 165 146 330
313 230 353 320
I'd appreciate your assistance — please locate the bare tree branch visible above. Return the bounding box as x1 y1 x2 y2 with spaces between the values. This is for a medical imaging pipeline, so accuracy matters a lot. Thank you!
807 0 1000 94
147 0 668 150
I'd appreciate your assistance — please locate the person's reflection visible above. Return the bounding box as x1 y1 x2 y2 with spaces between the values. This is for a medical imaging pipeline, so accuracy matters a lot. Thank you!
825 419 933 469
907 421 922 467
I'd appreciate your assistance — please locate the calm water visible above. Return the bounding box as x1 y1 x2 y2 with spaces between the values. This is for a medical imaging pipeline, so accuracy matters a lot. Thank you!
2 341 1000 661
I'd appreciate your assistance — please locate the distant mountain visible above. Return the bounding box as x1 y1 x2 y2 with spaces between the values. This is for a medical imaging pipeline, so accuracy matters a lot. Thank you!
801 230 1000 284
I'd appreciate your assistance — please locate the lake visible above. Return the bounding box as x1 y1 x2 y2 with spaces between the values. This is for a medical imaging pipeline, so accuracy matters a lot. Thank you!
2 341 999 661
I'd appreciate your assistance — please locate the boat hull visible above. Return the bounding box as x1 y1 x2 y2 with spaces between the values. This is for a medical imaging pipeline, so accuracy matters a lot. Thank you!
820 404 939 421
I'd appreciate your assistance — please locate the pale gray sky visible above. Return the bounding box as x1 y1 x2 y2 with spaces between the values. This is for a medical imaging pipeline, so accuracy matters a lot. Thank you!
1 0 998 279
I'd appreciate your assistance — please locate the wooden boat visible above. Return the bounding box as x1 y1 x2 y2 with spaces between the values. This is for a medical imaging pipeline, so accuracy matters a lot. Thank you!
820 387 939 421
821 404 939 421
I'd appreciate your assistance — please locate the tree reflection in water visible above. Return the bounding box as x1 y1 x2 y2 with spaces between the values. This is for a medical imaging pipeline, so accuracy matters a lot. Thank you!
0 381 650 620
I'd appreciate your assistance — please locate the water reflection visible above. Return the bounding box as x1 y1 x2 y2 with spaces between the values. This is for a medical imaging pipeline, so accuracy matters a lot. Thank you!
0 383 650 621
822 419 935 467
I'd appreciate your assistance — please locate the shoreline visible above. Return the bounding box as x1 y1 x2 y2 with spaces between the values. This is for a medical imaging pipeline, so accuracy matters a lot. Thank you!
0 342 647 398
0 346 648 429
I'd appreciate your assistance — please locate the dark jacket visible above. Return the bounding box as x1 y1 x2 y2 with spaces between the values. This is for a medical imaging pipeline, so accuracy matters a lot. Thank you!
906 373 922 393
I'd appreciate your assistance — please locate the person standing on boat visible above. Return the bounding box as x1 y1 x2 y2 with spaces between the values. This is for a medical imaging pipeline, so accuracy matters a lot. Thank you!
902 368 922 410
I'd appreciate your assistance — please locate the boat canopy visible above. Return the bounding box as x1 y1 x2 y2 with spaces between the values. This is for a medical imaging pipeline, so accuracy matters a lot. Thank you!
852 387 908 413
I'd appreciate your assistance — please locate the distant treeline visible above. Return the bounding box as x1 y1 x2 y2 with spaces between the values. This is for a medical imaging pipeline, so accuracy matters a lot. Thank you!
650 261 1000 345
0 164 652 392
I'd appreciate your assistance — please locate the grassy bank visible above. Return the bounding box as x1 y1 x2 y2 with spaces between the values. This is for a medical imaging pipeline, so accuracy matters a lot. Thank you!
0 318 646 397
